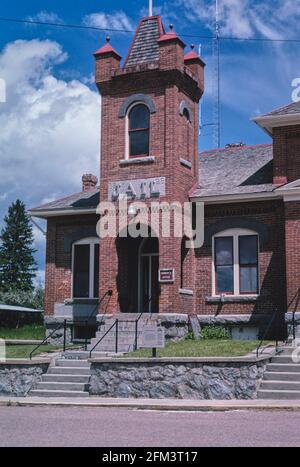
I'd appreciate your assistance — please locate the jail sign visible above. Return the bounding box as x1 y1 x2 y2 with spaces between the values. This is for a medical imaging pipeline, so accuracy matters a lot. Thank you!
108 177 166 201
141 325 165 349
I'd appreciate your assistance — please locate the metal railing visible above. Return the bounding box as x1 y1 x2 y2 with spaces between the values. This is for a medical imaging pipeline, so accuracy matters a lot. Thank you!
90 295 154 358
288 288 300 341
256 310 280 359
29 289 113 360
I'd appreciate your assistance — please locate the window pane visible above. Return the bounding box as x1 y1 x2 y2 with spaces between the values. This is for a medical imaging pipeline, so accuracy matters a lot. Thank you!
73 245 90 298
216 266 234 294
130 130 149 156
215 237 233 266
240 266 258 294
129 105 149 130
239 236 258 265
94 244 99 298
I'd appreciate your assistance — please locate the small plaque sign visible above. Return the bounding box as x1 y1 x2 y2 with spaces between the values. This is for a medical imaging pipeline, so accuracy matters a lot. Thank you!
159 268 175 283
141 326 165 349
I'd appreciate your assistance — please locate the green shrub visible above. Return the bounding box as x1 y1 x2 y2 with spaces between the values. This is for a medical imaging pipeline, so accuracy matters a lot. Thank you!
185 331 195 341
201 325 231 340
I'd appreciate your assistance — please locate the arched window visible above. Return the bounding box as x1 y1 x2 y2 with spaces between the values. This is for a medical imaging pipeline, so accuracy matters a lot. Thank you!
72 238 99 299
212 229 259 296
128 104 150 158
182 107 190 161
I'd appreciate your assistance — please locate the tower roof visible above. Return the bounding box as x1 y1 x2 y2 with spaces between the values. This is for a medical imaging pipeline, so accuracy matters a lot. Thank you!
94 37 121 60
125 16 165 68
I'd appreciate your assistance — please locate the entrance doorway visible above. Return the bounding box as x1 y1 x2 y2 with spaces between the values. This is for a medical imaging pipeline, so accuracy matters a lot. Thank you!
139 237 159 313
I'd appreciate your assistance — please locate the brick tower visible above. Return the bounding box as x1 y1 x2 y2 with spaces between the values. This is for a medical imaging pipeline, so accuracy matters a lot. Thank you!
94 15 205 315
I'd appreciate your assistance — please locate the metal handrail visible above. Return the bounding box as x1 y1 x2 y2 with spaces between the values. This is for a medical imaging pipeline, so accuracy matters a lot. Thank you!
287 288 300 341
84 289 113 326
29 289 113 359
96 290 113 333
30 320 66 360
256 310 279 359
89 296 155 357
134 295 154 350
89 319 118 358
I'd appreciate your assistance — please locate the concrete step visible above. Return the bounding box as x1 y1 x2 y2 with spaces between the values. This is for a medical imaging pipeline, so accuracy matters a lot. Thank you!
266 363 300 372
258 389 300 400
260 380 300 391
48 366 91 375
30 389 89 398
277 347 298 355
42 374 90 383
55 359 90 368
271 356 296 364
263 371 300 382
35 382 88 391
63 351 121 359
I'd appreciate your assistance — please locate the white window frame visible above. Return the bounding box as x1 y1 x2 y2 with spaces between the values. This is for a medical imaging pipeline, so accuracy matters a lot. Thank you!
125 102 150 160
212 228 259 298
72 237 99 299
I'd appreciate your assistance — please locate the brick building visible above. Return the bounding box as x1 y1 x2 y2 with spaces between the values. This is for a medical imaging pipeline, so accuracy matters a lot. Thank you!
30 15 300 342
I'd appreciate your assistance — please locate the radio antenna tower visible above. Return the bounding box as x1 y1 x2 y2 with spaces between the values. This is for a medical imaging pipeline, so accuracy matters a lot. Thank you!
149 0 153 16
212 0 221 148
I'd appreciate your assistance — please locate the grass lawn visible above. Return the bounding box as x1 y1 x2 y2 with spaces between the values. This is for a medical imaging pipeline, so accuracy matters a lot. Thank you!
5 344 62 359
125 339 262 358
0 324 45 341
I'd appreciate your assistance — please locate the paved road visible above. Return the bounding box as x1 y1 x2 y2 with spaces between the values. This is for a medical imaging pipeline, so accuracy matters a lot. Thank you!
0 406 300 447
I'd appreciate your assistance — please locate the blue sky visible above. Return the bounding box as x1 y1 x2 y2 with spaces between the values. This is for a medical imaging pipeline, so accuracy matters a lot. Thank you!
0 0 299 284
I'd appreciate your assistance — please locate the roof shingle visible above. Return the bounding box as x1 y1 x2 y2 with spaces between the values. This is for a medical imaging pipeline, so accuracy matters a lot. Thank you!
191 144 274 198
261 101 300 117
125 17 164 67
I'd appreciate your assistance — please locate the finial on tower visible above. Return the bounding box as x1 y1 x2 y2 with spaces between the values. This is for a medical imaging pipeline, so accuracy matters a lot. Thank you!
169 24 174 31
191 44 195 50
106 36 110 43
149 0 153 17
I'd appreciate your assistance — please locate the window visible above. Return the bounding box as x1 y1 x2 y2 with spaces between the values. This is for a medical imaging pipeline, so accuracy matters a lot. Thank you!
72 238 99 299
182 108 190 161
212 229 259 296
128 104 150 158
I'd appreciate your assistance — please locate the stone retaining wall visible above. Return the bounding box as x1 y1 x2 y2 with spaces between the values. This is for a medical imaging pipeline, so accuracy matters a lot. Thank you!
90 358 270 400
0 361 50 396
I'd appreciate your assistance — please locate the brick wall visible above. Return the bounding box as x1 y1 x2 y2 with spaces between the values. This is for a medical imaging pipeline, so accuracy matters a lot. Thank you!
273 125 300 184
44 215 99 315
195 200 287 318
285 201 300 313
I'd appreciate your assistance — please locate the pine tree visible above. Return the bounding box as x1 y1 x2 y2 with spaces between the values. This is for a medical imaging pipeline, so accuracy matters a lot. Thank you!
0 200 37 292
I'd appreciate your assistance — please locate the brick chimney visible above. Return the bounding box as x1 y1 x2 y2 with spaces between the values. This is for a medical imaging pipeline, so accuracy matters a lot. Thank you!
82 174 98 192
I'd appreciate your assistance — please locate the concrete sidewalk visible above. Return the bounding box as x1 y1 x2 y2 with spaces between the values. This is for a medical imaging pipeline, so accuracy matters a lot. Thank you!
1 396 300 411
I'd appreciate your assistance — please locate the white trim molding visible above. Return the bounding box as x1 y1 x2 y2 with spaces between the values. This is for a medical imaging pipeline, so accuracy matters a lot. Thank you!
253 112 300 136
191 191 279 205
29 208 96 219
275 178 300 202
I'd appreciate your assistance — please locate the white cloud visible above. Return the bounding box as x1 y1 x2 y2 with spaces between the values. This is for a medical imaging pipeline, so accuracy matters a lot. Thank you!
27 11 63 24
177 0 300 39
0 39 100 208
83 11 134 32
